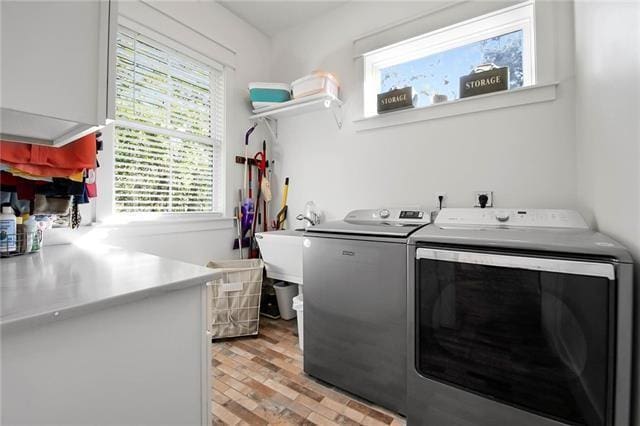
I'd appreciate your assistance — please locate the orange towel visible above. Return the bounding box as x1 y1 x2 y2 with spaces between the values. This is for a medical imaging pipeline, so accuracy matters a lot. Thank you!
0 134 96 177
1 162 84 179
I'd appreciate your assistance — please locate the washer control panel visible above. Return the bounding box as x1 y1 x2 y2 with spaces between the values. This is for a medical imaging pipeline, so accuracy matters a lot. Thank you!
345 208 429 224
435 208 589 229
399 210 424 219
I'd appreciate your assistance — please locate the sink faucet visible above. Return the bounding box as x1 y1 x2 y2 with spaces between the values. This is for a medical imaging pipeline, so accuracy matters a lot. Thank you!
296 213 319 227
297 201 320 228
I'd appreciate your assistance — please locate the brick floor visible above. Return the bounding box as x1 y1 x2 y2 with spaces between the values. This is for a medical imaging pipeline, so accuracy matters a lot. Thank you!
211 317 406 425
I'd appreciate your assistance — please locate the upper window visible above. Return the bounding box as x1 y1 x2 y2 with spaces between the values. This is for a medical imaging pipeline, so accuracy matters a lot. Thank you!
363 2 535 116
114 27 225 214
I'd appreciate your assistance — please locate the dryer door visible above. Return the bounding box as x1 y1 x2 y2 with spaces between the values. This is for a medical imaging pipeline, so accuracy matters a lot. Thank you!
415 247 615 426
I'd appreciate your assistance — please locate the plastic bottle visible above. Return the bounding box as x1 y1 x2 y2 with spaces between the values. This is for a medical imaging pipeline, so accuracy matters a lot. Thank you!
24 215 37 253
15 217 25 253
0 205 17 253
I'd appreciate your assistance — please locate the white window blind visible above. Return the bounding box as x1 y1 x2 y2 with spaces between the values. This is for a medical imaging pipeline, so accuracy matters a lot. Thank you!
114 26 224 214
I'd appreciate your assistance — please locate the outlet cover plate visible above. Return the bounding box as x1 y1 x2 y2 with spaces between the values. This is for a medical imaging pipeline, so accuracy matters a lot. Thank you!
474 191 493 207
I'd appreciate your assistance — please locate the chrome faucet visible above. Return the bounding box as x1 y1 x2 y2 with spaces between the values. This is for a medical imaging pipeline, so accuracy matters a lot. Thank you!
296 213 319 227
297 201 320 228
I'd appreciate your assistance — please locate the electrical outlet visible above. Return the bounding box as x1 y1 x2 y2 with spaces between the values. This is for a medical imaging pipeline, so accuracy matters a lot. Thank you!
474 191 493 208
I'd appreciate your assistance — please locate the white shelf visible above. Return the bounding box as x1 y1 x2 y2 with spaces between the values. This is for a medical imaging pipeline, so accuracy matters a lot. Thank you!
249 93 344 139
250 93 342 119
0 108 103 147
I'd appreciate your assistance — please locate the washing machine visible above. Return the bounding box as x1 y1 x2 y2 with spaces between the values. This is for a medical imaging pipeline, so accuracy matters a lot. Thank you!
303 208 430 414
407 208 633 426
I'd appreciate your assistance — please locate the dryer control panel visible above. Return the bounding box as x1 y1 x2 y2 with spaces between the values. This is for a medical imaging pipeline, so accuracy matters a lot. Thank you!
435 208 589 229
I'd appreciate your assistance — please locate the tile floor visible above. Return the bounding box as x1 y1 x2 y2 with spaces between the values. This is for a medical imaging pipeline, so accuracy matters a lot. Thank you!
211 317 406 425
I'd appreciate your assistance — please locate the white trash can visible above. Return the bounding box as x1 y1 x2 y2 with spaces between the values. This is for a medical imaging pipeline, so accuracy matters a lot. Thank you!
292 294 303 351
273 282 298 320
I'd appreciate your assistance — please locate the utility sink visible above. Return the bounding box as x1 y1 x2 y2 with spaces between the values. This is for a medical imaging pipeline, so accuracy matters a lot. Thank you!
255 229 305 284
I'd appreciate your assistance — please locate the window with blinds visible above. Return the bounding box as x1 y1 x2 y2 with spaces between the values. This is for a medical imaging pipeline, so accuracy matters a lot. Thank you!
114 27 224 214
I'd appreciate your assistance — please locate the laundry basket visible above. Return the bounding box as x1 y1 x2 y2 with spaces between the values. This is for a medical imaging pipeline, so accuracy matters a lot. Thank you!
206 259 264 339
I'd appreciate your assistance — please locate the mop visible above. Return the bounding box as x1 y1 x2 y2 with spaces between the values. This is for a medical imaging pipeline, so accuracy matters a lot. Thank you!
234 124 257 251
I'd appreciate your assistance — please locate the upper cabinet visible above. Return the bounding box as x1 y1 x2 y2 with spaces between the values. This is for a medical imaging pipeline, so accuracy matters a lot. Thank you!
0 0 117 147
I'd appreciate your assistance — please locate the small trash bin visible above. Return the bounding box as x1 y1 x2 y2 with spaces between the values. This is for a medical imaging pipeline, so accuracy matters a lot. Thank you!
273 282 298 320
205 259 264 339
292 294 303 351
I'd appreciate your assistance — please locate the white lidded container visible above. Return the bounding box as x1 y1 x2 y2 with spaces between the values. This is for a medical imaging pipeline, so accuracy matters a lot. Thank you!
292 294 303 351
291 71 339 99
0 205 17 253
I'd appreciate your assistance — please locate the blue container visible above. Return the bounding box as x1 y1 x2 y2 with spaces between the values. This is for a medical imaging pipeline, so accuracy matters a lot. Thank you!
249 82 291 103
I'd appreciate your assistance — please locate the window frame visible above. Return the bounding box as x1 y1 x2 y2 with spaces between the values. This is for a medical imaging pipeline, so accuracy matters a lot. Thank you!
110 22 227 218
363 1 536 117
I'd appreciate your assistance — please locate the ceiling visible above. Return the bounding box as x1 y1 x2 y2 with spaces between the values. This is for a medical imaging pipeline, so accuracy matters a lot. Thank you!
218 1 348 37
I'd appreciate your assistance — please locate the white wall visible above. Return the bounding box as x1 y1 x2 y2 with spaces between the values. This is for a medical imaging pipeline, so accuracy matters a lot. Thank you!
269 1 577 225
63 0 273 265
574 0 640 265
574 0 640 420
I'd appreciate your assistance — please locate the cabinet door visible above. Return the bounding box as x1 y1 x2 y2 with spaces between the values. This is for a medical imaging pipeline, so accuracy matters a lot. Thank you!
202 285 212 426
0 1 116 145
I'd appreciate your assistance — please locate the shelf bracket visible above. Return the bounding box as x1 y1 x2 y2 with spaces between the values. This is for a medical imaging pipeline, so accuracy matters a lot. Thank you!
259 117 278 140
330 102 343 129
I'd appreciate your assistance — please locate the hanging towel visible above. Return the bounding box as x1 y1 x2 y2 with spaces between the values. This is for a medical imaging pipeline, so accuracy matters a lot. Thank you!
0 133 97 177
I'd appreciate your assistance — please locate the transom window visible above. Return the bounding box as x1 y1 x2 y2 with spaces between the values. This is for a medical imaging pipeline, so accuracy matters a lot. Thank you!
363 2 535 116
114 27 225 214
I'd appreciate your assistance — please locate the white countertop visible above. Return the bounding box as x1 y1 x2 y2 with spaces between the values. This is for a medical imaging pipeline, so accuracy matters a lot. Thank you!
0 244 220 331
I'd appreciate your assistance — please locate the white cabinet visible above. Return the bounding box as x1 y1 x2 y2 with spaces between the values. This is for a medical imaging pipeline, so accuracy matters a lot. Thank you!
1 284 211 425
0 0 116 146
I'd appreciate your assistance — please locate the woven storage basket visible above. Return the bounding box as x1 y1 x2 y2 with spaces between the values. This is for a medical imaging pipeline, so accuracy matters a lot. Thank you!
206 259 264 339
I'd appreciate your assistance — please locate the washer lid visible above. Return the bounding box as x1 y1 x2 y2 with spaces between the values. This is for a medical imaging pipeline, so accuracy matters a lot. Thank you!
306 220 427 238
306 207 430 238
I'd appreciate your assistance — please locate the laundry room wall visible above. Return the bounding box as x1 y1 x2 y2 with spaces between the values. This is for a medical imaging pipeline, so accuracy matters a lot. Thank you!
50 0 272 266
268 1 577 225
573 1 640 420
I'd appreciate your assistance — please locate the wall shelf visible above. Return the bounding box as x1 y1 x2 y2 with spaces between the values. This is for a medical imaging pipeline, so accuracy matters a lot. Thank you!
249 93 343 139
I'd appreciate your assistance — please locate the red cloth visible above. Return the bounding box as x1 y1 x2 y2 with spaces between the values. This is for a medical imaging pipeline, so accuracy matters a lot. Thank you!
85 169 97 198
0 171 43 200
0 134 96 177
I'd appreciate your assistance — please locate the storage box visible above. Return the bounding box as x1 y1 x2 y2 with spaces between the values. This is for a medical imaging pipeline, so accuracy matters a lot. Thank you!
249 82 291 105
205 259 264 339
291 71 339 99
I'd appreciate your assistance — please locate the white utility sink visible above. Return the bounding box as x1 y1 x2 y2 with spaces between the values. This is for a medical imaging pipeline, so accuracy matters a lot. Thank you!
255 229 305 284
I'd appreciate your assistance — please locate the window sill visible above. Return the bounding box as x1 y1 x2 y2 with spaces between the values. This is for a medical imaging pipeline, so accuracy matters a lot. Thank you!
45 215 235 246
94 214 235 235
97 213 233 227
353 83 558 132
